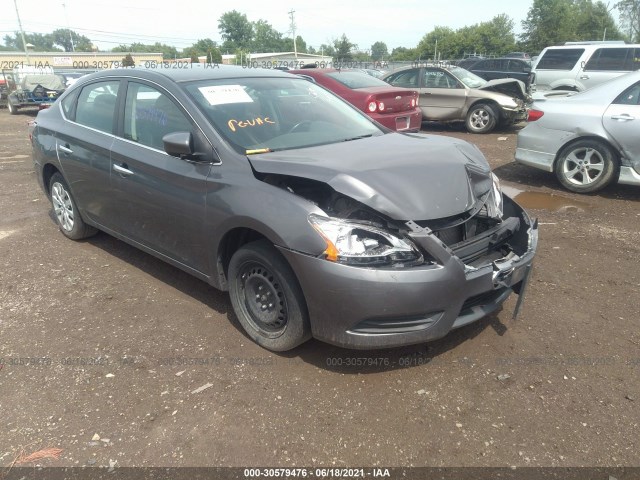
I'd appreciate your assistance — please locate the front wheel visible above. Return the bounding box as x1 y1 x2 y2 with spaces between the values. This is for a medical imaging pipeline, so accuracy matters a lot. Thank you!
49 173 97 240
228 240 311 351
554 139 618 193
465 103 497 134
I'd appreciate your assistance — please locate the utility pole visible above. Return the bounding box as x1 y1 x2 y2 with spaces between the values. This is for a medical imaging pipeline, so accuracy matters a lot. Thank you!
62 2 75 52
288 9 297 59
13 0 30 65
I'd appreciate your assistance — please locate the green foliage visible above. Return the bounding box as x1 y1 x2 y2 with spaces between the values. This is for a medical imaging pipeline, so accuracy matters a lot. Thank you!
616 0 640 41
390 46 418 61
417 15 518 61
208 47 223 63
318 44 335 57
50 29 93 52
333 34 356 61
520 0 622 53
121 53 135 67
3 32 59 51
112 42 178 58
371 41 388 60
282 35 308 53
219 10 254 51
190 53 200 64
252 20 284 52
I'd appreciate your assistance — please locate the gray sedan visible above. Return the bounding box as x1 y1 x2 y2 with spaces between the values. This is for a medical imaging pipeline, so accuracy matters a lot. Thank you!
31 66 537 351
515 71 640 193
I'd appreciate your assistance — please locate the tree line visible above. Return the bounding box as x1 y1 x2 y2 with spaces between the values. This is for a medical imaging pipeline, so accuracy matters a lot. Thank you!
2 1 640 61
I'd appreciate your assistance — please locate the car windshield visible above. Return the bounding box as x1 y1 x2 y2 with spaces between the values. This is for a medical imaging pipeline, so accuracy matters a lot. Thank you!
448 66 487 89
185 76 384 154
326 71 390 89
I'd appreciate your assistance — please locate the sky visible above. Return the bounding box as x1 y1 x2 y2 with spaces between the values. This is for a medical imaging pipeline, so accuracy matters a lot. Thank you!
2 0 535 52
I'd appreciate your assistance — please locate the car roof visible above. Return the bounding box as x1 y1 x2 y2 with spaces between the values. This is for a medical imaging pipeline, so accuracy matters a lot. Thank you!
78 65 295 84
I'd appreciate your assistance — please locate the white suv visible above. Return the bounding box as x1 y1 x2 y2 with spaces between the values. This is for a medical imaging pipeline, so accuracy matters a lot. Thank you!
532 42 640 92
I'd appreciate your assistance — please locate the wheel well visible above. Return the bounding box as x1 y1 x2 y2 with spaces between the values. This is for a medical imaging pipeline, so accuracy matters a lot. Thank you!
217 228 270 290
42 163 61 195
553 136 621 169
467 100 500 118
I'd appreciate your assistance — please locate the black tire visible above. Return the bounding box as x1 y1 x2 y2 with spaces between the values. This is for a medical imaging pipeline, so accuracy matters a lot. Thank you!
465 103 497 134
228 240 311 351
554 139 619 193
7 98 18 115
49 172 97 240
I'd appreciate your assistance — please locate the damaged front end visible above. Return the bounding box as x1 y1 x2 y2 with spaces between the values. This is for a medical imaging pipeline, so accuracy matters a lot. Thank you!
260 170 537 349
249 134 537 349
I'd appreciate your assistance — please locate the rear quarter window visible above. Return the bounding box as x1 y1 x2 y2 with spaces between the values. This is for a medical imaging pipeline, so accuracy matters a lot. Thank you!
536 48 585 70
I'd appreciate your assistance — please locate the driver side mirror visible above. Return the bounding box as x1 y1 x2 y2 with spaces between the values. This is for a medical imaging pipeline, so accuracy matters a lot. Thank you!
163 131 208 162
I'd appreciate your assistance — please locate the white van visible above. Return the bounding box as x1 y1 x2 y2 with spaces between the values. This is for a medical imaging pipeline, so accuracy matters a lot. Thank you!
532 42 640 92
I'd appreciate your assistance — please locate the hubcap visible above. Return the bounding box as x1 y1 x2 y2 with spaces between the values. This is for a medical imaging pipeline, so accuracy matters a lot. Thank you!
562 147 605 186
238 263 287 332
51 182 75 231
470 109 490 129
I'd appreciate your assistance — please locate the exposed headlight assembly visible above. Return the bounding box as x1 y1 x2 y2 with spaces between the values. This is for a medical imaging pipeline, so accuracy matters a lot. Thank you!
308 214 423 267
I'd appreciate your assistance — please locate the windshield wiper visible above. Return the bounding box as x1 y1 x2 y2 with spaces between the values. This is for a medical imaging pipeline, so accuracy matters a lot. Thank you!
342 134 373 142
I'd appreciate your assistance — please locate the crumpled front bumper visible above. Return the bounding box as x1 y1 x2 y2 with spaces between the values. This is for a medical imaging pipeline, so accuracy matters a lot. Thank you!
278 196 538 350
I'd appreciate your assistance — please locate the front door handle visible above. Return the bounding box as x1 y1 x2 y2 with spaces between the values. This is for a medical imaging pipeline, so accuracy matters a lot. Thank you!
58 144 73 154
113 163 134 176
579 74 589 80
611 114 635 121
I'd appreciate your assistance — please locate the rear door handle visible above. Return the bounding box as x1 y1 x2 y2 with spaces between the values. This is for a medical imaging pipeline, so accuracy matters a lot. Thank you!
579 74 589 80
58 144 73 154
113 163 134 176
611 114 635 121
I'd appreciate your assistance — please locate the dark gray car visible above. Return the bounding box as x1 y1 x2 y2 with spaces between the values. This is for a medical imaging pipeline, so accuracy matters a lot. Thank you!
31 66 538 351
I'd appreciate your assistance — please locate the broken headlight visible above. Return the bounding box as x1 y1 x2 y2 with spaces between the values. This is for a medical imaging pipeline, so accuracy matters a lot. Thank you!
308 214 422 267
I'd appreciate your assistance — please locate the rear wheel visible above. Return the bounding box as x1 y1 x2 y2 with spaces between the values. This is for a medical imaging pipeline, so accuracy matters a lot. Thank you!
554 139 618 193
465 103 497 133
228 240 311 351
49 173 97 240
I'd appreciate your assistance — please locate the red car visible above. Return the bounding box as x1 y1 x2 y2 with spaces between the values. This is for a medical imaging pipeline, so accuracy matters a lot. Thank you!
289 68 422 132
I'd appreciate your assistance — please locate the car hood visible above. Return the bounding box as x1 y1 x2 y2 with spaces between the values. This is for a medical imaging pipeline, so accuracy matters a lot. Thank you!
479 78 528 102
248 133 493 221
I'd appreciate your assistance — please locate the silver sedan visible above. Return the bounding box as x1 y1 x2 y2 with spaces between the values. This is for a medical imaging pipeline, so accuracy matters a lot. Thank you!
515 71 640 193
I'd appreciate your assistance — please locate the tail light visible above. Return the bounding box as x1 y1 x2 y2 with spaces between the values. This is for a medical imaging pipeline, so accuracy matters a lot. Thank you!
410 98 416 107
367 100 385 112
527 109 544 121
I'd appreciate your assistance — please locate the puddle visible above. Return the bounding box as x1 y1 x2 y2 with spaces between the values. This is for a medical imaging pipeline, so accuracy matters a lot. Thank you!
502 185 593 213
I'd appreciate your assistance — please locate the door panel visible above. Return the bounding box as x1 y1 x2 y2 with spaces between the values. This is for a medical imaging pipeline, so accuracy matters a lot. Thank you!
109 81 211 272
56 80 120 228
419 68 467 120
603 84 640 165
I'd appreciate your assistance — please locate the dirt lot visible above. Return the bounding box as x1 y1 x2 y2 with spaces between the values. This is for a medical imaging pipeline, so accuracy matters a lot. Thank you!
1 109 639 471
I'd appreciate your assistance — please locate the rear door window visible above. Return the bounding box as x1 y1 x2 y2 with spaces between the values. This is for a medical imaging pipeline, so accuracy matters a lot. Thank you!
385 69 420 88
584 48 634 71
536 49 585 70
74 81 120 134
